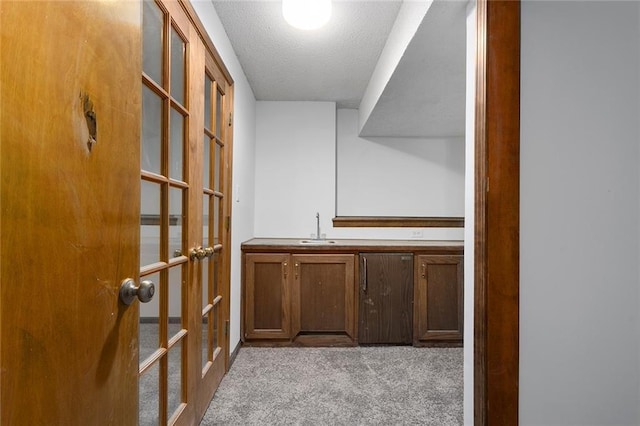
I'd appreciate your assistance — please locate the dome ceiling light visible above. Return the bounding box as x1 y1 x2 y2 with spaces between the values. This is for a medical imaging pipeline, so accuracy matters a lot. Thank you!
282 0 332 30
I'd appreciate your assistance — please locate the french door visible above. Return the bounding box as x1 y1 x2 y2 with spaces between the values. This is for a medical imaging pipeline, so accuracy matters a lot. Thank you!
140 0 232 424
197 48 233 414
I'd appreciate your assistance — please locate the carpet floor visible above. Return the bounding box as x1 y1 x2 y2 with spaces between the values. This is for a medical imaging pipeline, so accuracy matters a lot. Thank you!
200 346 463 425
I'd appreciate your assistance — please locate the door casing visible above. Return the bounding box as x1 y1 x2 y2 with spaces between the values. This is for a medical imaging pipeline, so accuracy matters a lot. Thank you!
474 1 520 424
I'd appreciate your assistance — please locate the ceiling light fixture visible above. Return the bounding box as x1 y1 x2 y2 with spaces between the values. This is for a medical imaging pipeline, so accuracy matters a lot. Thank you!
282 0 332 31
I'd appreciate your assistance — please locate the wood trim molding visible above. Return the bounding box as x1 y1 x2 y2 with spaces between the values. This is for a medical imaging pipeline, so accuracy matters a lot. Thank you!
332 216 464 228
474 0 488 423
223 84 235 373
475 0 520 424
179 0 234 84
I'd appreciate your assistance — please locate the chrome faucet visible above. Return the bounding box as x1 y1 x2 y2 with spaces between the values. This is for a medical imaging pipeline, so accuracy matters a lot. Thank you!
315 212 321 240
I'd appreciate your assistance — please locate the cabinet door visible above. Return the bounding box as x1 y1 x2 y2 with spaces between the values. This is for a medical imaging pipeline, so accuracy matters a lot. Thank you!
414 255 463 344
244 253 291 339
291 254 356 339
358 253 414 344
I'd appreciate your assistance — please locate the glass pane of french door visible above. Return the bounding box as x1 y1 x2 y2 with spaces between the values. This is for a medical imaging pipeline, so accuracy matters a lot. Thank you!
202 74 226 374
140 1 189 424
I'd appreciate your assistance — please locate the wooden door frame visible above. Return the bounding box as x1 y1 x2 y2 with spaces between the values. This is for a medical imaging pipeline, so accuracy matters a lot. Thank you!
475 0 520 424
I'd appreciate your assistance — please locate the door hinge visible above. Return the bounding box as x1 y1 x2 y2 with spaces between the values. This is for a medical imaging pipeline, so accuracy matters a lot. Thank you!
228 111 233 127
225 320 229 336
225 215 230 231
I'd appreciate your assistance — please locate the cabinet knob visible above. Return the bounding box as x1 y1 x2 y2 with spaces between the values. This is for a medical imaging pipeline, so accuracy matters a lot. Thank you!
283 261 288 279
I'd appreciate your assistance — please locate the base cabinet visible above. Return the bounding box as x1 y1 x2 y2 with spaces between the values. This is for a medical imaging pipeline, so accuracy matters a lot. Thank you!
414 255 463 345
291 255 356 341
244 252 355 344
242 240 463 347
244 253 290 339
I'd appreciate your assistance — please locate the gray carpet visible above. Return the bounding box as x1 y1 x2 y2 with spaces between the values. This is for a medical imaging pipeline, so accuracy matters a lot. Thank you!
200 346 463 425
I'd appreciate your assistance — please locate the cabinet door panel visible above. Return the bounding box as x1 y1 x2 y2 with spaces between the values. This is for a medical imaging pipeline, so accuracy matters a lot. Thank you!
245 253 290 339
427 263 459 330
299 263 346 331
291 254 355 339
254 262 286 329
415 255 463 344
358 253 414 344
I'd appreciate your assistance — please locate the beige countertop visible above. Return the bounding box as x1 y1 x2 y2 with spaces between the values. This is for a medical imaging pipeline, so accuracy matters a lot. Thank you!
241 238 464 253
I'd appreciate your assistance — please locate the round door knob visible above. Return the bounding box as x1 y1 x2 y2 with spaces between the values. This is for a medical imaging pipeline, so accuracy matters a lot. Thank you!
190 247 207 261
119 278 155 305
196 248 207 260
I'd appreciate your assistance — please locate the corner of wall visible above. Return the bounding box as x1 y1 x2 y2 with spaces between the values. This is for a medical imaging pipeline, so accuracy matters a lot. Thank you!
190 0 258 354
463 1 476 424
358 0 433 134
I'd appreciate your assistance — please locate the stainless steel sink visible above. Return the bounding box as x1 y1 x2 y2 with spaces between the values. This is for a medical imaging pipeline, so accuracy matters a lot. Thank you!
301 212 336 245
299 239 336 244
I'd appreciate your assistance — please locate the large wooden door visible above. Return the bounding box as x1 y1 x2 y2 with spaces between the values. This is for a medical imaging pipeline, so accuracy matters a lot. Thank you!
1 2 142 424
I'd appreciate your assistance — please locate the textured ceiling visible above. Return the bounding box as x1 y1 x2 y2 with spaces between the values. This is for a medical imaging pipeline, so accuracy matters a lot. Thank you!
212 0 402 109
211 0 466 137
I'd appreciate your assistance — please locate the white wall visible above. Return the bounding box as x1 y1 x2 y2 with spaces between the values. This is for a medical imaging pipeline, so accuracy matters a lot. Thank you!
254 103 465 241
192 0 257 354
254 101 336 238
520 1 640 424
333 106 464 241
337 109 465 218
463 1 475 424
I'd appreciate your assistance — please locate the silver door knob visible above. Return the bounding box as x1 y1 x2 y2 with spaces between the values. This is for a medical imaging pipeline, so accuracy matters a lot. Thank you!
119 278 155 305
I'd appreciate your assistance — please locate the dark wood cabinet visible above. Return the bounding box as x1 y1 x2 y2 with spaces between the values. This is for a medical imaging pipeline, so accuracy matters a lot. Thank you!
244 253 291 340
291 254 356 341
242 239 463 347
358 253 414 344
414 255 463 345
244 252 355 344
